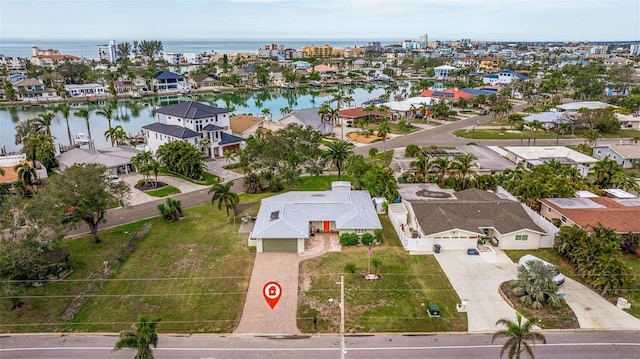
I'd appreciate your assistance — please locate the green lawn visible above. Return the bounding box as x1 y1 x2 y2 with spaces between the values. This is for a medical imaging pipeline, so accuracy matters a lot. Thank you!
297 216 466 333
0 205 255 333
294 175 356 191
145 185 181 197
454 128 640 140
620 254 640 318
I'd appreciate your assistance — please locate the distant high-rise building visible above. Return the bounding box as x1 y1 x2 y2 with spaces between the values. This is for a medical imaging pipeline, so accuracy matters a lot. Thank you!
98 40 117 63
365 41 382 52
419 34 428 48
630 43 640 56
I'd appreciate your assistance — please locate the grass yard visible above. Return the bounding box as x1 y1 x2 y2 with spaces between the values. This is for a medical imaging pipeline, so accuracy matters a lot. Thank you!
294 175 356 191
454 128 640 141
0 204 255 333
620 254 640 318
297 216 466 333
145 185 181 197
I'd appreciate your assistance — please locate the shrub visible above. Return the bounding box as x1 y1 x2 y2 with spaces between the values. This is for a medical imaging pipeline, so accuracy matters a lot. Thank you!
339 233 359 246
368 148 379 157
405 143 421 157
344 263 357 273
361 233 375 245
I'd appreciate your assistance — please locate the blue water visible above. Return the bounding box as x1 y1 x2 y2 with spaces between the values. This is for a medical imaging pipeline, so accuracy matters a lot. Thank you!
0 85 397 153
0 39 388 58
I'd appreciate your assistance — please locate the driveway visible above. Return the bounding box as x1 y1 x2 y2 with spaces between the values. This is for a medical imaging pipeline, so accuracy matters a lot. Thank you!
560 278 640 329
119 173 209 205
434 249 520 332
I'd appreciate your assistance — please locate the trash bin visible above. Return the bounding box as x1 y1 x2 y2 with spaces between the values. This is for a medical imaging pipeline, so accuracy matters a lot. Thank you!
433 244 441 253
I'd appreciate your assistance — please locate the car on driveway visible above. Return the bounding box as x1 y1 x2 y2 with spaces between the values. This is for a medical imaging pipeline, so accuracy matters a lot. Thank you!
467 248 480 255
479 109 488 115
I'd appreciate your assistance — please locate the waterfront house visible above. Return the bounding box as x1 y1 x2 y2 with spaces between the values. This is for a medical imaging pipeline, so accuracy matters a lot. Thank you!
142 101 245 158
13 78 58 101
250 182 381 253
64 83 106 98
230 114 266 138
278 107 333 135
433 65 459 79
56 146 140 175
188 74 218 89
152 71 186 92
0 154 48 192
482 70 528 85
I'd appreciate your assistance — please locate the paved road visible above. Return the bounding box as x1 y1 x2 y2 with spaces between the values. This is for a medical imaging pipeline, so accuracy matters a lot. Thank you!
1 331 639 359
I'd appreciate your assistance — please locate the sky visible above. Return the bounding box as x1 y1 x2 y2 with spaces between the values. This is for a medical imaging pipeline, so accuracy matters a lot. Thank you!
1 0 639 42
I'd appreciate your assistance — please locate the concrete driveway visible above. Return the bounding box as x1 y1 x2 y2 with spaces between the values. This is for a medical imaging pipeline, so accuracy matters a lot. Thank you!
560 278 640 329
434 249 520 332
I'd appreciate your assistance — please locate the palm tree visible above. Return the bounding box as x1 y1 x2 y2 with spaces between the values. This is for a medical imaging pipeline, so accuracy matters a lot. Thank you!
279 106 292 117
377 118 390 153
261 108 271 120
510 260 563 309
410 155 432 183
35 112 55 135
492 312 546 359
96 106 115 144
529 120 543 146
593 155 621 188
209 181 239 224
113 315 161 359
74 108 94 150
157 198 183 222
451 154 478 190
323 140 353 177
432 157 452 187
56 103 73 146
104 125 128 146
13 162 37 195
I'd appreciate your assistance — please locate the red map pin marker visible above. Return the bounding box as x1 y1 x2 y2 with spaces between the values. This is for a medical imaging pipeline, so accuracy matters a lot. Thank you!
263 281 282 309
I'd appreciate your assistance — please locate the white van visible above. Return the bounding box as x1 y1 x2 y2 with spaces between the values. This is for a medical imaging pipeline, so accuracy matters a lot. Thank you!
518 254 565 286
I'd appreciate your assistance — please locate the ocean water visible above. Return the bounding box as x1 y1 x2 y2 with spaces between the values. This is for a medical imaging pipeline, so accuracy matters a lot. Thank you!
0 39 384 58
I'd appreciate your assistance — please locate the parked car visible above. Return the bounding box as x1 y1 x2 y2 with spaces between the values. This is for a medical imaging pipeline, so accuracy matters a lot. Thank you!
467 247 480 255
518 254 565 285
106 174 121 184
479 109 488 115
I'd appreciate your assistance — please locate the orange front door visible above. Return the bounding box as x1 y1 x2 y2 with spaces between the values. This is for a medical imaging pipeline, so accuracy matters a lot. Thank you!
323 221 330 231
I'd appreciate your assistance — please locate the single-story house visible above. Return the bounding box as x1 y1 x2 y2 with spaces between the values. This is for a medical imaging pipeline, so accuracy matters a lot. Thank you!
338 107 394 124
555 101 610 112
592 144 640 169
0 154 48 191
615 113 640 130
56 146 140 175
388 185 548 253
250 182 382 253
523 112 572 130
539 196 640 234
278 107 333 135
64 83 106 98
503 146 598 176
188 73 218 89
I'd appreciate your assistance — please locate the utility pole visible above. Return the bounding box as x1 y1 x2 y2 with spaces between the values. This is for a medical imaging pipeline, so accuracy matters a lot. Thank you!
339 275 345 358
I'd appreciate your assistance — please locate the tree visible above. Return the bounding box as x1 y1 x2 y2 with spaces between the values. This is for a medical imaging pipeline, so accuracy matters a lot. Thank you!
113 315 161 359
96 106 115 143
104 125 129 146
209 181 239 223
432 157 452 187
116 42 132 62
323 140 353 177
43 163 130 244
593 155 621 188
156 141 205 180
377 118 390 152
13 162 37 195
492 312 546 359
74 108 94 150
410 155 432 183
35 112 55 135
261 108 271 120
157 198 183 222
451 154 478 190
510 260 563 309
56 103 74 146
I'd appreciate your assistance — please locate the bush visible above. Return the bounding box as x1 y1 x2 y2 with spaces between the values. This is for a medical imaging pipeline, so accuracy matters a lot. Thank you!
368 148 379 157
339 233 359 246
344 263 357 273
361 233 375 245
405 143 422 157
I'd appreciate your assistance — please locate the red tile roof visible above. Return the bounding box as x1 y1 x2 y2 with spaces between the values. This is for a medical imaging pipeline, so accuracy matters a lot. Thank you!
419 89 475 100
540 197 640 233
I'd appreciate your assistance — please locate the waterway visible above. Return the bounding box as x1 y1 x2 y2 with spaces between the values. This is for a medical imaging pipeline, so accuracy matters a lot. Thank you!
0 84 398 153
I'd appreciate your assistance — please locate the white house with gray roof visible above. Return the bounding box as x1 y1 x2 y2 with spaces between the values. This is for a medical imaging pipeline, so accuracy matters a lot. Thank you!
250 182 382 253
388 185 547 253
278 107 333 135
142 101 245 157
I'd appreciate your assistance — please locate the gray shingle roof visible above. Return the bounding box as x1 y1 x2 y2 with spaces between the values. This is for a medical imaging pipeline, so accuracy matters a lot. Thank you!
411 189 545 236
142 123 200 139
219 132 244 145
154 71 184 80
156 101 229 119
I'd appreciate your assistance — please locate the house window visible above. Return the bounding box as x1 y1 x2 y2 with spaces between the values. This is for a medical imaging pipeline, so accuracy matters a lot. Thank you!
547 207 551 213
596 150 602 155
561 216 567 223
515 235 528 241
355 229 365 234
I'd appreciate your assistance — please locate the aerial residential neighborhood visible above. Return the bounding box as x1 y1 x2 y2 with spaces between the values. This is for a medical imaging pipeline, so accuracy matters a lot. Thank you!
1 0 640 357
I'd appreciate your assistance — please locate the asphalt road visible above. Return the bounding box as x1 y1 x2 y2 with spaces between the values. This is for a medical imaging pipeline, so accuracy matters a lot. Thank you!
1 331 639 359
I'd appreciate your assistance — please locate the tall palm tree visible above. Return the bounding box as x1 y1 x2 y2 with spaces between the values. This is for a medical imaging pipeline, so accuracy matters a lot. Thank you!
377 118 390 153
113 315 161 359
323 140 353 177
279 106 292 117
451 153 478 190
432 157 452 187
14 162 37 195
104 125 128 146
96 106 115 145
209 181 239 224
492 312 546 359
261 108 271 120
56 103 73 146
74 108 94 150
593 155 621 188
35 112 55 135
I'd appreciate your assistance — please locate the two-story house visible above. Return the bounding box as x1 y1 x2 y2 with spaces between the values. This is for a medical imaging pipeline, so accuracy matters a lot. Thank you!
13 78 58 101
142 101 245 158
152 71 186 92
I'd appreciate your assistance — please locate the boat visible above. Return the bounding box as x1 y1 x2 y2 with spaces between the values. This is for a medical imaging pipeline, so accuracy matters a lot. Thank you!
309 80 322 87
73 133 91 145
